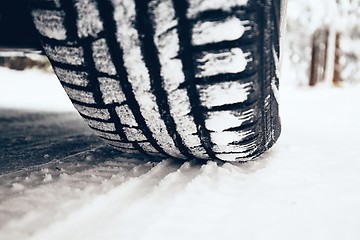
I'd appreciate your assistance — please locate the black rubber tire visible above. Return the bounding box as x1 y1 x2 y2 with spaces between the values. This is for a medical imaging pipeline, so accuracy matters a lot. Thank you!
28 0 281 161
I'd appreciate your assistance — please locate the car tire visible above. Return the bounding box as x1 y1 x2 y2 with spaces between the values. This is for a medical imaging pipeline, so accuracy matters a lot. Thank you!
29 0 281 161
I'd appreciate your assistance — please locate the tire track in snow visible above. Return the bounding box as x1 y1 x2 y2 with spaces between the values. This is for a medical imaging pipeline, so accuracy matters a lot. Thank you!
0 160 154 238
23 161 182 240
142 161 268 240
27 161 252 240
97 161 204 239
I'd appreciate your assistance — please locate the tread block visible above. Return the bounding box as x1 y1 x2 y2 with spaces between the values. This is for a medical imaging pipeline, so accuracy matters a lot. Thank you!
74 0 104 38
210 129 256 146
98 77 126 105
192 16 245 46
195 48 248 78
138 142 159 153
205 108 256 132
189 145 209 158
92 39 117 75
215 152 255 161
84 118 116 132
149 0 177 37
123 128 147 142
115 105 137 127
54 67 89 87
31 9 67 40
213 140 259 154
44 44 84 65
63 86 96 104
167 90 192 123
73 103 111 120
150 0 185 92
154 31 185 92
198 81 254 108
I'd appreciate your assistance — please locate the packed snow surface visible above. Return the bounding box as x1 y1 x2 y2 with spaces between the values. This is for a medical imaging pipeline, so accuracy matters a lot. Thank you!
1 66 360 240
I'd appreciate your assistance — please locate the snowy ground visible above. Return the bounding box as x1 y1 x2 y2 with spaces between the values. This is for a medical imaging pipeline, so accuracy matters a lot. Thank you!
1 66 360 240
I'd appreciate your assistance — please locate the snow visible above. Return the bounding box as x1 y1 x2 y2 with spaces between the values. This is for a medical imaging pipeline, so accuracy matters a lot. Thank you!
191 17 246 46
197 81 252 108
1 65 360 239
2 0 360 235
0 67 73 112
195 48 248 78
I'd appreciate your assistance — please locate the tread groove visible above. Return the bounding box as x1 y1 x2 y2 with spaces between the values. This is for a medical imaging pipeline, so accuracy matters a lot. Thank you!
79 112 135 127
28 0 62 10
205 99 257 112
69 98 123 109
68 98 98 108
223 119 259 132
95 0 172 158
195 70 258 85
133 0 196 160
88 126 118 134
60 80 90 91
229 133 261 146
192 38 256 53
257 1 267 152
172 0 216 159
190 5 256 22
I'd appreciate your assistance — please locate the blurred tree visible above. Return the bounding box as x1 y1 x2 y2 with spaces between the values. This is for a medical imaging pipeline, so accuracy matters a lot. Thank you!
286 0 360 86
0 56 52 72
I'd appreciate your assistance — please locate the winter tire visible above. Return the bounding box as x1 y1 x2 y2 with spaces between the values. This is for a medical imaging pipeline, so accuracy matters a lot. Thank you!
29 0 281 161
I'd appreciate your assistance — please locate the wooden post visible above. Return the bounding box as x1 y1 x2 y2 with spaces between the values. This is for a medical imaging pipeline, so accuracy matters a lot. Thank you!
309 28 328 86
332 32 341 85
309 33 319 86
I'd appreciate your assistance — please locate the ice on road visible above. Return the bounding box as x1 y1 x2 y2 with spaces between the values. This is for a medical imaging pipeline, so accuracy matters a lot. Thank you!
1 67 360 240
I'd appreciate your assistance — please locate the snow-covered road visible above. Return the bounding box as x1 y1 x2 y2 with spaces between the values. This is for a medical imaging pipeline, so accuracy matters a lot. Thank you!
1 67 360 240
